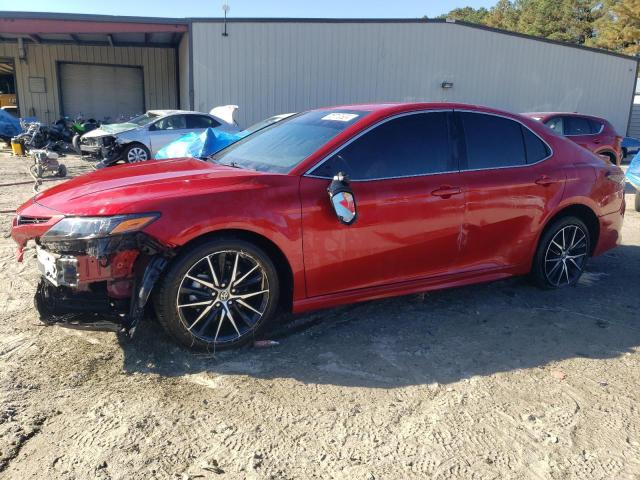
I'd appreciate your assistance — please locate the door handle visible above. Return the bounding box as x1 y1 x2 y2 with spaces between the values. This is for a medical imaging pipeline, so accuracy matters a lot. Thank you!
431 186 462 198
535 175 559 186
593 139 601 144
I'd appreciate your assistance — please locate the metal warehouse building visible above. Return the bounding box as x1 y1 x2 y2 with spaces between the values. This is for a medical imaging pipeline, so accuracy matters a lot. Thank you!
1 12 638 133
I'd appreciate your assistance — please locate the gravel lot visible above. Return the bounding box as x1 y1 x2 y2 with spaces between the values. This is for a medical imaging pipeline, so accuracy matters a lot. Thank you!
0 149 639 480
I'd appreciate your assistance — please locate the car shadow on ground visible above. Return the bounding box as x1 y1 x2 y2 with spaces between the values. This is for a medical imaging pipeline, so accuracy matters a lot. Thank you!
116 243 640 388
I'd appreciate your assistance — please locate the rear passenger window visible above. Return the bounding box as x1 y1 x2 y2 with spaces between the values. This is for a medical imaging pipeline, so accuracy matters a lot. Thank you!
311 112 452 180
460 112 525 169
187 115 220 129
565 116 592 136
588 119 603 134
522 128 551 163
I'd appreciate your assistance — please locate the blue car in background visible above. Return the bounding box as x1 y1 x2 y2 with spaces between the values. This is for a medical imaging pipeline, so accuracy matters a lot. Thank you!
626 151 640 211
622 136 640 159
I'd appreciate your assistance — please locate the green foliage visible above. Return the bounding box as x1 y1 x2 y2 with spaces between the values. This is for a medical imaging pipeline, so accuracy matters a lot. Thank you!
436 6 490 23
588 0 640 55
438 0 638 55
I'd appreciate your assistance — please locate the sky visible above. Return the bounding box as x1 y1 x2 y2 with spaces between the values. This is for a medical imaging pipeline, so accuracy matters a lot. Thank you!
0 0 495 19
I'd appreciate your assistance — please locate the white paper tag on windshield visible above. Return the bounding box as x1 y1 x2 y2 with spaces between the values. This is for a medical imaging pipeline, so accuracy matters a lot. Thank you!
321 113 359 122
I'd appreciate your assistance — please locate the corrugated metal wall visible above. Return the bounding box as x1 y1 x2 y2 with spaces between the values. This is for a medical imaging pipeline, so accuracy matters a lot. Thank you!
0 42 176 123
629 103 640 138
178 33 190 110
192 21 637 132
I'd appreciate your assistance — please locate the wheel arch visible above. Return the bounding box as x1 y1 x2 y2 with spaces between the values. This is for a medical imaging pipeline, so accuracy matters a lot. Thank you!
595 148 618 165
541 203 600 255
173 228 295 313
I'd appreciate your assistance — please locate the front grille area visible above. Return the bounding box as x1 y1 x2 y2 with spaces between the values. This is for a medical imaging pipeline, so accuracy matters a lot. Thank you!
16 215 51 226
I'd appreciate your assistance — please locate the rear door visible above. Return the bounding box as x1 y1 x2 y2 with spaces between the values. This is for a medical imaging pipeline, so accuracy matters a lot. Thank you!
300 110 466 297
455 111 565 271
564 116 599 152
149 115 188 154
186 114 221 134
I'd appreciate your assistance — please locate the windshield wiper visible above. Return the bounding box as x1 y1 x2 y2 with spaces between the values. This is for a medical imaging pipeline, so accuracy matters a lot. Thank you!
213 159 243 169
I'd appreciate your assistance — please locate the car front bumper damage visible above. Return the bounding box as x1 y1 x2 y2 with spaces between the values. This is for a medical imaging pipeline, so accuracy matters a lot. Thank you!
20 227 172 336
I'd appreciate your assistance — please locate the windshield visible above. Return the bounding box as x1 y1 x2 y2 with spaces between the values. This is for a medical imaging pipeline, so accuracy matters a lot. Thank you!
126 112 160 126
209 109 369 173
243 113 296 136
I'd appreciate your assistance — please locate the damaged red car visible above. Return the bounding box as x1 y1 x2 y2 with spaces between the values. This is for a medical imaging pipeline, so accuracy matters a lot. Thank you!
12 103 625 350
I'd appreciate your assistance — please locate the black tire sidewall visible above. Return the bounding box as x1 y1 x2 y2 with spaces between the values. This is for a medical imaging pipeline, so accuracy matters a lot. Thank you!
635 191 640 212
153 238 280 351
532 216 590 289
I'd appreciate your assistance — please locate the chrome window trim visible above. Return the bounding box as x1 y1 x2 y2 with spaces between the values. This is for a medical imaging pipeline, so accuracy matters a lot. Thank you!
304 108 554 181
304 109 456 182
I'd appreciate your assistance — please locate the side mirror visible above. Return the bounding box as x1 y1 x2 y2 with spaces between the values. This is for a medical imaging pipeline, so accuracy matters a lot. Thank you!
148 123 157 131
327 172 357 225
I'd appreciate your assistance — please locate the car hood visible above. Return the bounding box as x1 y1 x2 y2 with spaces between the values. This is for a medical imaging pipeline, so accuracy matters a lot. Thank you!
82 123 140 138
31 158 267 215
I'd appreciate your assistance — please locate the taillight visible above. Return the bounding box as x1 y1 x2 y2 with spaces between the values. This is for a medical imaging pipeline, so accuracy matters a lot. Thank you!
605 170 625 185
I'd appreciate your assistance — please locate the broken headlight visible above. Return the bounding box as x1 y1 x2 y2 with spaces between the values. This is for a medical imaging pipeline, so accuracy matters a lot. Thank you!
42 214 159 242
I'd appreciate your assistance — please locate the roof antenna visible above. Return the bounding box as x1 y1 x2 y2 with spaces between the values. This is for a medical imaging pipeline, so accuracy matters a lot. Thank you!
222 3 230 37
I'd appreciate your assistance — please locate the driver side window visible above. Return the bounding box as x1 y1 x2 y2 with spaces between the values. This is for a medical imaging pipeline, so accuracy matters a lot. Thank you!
310 111 453 180
154 115 187 131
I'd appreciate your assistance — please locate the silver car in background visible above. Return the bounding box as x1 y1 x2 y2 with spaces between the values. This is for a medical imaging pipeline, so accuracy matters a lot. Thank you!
79 107 240 163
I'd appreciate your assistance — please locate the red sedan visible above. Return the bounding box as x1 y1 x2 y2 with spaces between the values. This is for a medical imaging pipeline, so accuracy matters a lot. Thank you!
12 103 625 350
523 112 623 166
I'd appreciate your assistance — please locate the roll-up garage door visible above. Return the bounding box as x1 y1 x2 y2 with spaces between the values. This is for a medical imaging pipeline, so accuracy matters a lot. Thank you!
59 63 144 122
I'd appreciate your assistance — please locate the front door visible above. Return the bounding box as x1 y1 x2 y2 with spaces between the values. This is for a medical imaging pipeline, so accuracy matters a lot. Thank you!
300 111 465 298
149 114 189 155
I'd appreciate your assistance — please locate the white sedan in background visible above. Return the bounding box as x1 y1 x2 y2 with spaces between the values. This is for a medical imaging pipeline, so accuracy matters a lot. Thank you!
79 106 240 163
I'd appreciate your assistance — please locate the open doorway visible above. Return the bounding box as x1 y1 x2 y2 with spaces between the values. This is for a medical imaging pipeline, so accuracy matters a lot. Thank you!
0 59 18 118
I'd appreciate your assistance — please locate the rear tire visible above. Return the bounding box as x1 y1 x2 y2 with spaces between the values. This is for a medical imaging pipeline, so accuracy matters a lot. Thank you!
153 238 280 351
531 216 590 289
635 191 640 212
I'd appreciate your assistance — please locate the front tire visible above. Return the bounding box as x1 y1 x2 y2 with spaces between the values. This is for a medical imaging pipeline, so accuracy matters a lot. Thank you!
635 191 640 212
124 143 151 163
153 238 280 351
531 216 590 289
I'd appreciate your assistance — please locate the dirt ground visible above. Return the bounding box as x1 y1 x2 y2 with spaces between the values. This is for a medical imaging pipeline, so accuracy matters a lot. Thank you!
0 149 639 480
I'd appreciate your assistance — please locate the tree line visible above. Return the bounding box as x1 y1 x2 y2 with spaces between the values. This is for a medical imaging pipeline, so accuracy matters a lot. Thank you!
434 0 639 56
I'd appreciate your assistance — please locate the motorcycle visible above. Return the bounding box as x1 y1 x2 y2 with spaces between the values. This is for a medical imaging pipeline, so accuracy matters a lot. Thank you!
70 116 100 153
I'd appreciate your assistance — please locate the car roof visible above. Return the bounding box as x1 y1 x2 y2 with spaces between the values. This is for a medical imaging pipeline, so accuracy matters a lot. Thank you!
522 112 607 122
147 109 206 116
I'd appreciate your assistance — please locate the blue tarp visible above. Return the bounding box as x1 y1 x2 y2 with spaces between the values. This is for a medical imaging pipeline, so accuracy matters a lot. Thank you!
154 127 246 160
626 151 640 191
0 109 21 138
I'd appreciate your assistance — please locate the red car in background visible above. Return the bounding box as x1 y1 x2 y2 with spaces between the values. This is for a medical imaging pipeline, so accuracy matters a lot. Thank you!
524 112 623 166
11 103 626 350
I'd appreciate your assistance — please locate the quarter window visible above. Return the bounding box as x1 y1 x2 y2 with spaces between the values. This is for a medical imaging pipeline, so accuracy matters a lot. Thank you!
311 112 452 180
460 112 526 169
522 127 551 163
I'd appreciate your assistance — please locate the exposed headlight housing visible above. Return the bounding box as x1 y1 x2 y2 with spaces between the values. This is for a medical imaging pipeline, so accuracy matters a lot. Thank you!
42 213 159 242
